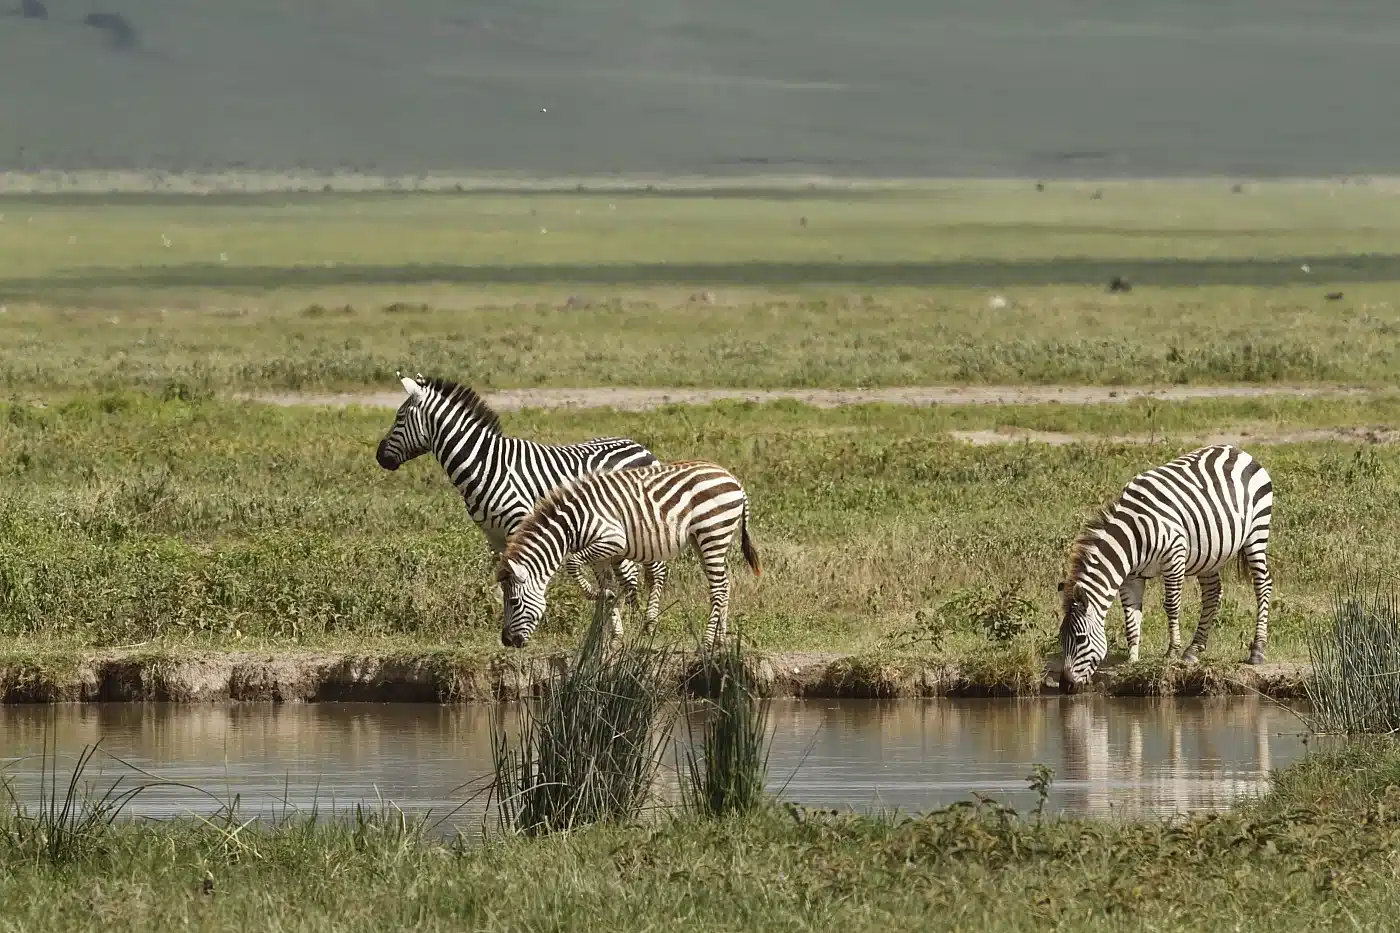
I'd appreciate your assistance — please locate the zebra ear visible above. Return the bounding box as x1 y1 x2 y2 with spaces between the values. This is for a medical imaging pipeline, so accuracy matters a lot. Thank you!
506 559 528 584
400 375 424 398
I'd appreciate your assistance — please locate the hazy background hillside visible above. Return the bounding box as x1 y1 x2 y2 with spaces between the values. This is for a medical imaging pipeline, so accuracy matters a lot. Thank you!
3 0 1399 178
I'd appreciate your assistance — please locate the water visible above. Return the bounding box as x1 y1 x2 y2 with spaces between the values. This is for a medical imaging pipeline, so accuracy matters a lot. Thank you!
0 697 1310 828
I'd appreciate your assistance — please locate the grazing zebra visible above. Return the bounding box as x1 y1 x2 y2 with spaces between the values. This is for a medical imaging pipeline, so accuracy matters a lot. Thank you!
498 460 761 649
374 374 668 634
1058 444 1273 693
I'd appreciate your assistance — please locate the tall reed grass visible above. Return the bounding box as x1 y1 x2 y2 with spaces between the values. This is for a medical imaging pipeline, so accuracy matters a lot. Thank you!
0 733 166 864
489 597 677 835
1305 576 1400 734
681 637 772 818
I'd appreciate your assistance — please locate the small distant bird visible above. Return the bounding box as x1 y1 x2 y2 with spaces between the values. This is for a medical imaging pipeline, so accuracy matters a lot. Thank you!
988 295 1008 310
1035 182 1045 192
1301 264 1311 274
540 108 548 113
1325 292 1344 301
1108 276 1132 293
799 216 807 227
161 233 171 247
1090 189 1104 200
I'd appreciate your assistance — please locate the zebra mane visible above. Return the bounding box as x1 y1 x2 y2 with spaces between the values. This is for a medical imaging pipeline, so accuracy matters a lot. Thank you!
415 377 502 436
1062 508 1113 611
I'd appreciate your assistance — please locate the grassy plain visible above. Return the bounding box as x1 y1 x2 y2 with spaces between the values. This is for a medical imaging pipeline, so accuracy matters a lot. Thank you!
2 738 1399 932
3 392 1400 685
4 182 1400 692
4 182 1400 391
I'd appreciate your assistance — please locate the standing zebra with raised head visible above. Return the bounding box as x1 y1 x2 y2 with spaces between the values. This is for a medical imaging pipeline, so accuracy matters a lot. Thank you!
1058 444 1273 694
498 460 761 649
375 374 669 635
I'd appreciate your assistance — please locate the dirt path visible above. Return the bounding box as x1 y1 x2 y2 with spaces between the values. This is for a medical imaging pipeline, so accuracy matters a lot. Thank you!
951 426 1400 447
243 384 1371 412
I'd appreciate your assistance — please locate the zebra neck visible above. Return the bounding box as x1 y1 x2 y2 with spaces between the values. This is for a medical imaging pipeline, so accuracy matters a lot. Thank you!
519 509 587 578
1069 536 1135 608
430 420 511 505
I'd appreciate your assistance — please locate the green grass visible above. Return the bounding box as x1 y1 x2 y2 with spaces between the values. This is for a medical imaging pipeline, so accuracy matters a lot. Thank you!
4 391 1400 672
4 736 1400 931
681 637 773 818
1306 578 1400 734
5 184 1400 390
491 599 676 835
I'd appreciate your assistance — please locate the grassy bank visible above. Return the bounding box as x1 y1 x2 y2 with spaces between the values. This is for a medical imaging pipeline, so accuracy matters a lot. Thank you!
3 391 1400 692
2 738 1398 931
4 183 1400 391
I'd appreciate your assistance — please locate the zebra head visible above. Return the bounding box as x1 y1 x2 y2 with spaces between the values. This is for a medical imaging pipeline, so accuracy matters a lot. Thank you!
1058 579 1108 694
376 375 433 471
498 558 548 648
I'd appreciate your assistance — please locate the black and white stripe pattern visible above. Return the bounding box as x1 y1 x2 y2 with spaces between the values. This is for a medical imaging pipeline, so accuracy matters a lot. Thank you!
375 374 668 633
498 460 762 648
1058 444 1274 693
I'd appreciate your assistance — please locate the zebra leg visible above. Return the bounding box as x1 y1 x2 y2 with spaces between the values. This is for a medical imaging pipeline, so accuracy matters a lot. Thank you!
642 561 668 633
1244 546 1273 666
698 542 732 650
1118 577 1145 663
591 561 625 640
615 560 643 611
1162 562 1187 657
1182 571 1222 665
565 553 603 599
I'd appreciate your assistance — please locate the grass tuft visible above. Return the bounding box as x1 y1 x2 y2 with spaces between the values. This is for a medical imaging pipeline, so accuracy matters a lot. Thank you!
0 732 166 865
681 637 772 819
1305 575 1400 733
489 598 677 834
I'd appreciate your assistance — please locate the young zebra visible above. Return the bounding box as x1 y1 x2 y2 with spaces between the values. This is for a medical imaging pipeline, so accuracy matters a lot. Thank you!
1058 444 1273 694
375 374 668 633
498 460 762 649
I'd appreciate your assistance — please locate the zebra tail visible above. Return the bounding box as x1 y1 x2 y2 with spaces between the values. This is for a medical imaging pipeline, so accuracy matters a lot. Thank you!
740 501 762 577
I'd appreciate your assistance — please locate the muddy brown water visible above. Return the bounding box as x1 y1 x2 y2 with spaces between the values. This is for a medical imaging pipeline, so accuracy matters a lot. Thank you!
0 697 1310 828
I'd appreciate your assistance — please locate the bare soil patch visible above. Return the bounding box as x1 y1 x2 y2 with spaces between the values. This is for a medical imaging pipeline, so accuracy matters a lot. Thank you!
951 425 1400 447
242 384 1369 413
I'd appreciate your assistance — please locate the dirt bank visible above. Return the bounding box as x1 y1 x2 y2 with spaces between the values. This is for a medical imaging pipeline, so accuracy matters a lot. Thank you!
241 384 1368 413
0 649 1310 703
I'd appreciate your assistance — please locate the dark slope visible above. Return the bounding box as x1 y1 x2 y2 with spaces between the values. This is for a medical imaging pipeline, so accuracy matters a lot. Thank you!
3 0 1399 177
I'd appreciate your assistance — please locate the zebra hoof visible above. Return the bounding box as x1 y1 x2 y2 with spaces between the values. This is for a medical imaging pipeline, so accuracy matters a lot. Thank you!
1181 648 1200 666
1246 648 1265 666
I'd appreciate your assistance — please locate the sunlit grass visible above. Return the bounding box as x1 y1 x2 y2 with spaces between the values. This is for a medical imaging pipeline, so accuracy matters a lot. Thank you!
1 392 1398 671
3 184 1400 391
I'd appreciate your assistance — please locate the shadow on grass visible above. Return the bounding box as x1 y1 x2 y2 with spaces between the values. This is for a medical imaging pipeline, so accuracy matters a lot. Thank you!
5 254 1400 299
